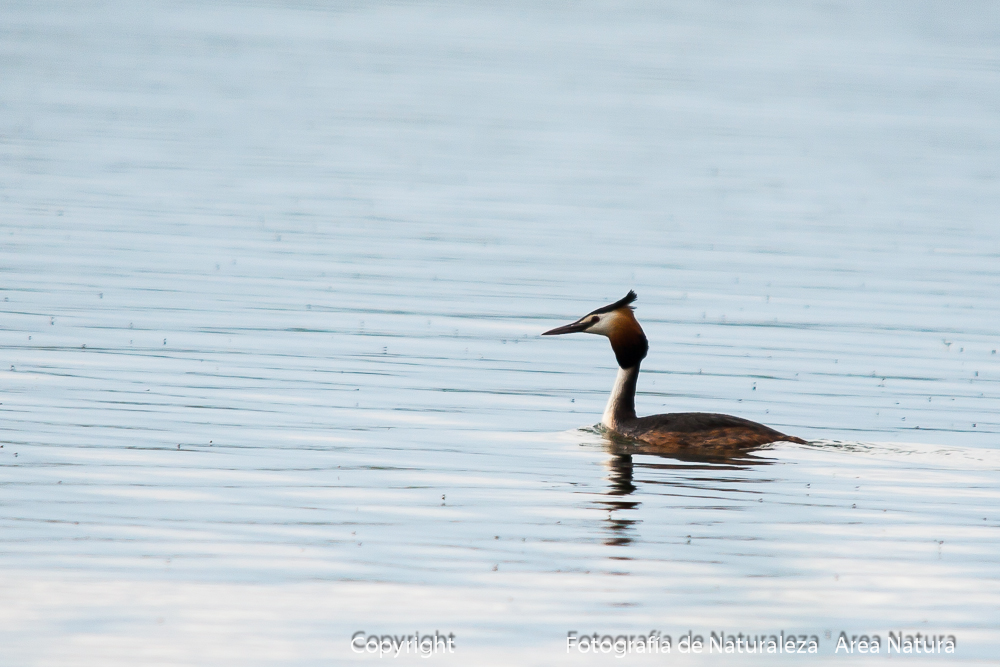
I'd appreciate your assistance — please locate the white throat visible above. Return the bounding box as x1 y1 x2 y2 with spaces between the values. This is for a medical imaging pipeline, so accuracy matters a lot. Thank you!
602 365 639 430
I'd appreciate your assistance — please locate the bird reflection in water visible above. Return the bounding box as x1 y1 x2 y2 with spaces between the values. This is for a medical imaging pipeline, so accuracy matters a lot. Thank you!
595 432 775 547
599 454 641 546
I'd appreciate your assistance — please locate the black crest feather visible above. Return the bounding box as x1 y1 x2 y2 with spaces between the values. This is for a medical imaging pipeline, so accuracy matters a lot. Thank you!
588 290 638 317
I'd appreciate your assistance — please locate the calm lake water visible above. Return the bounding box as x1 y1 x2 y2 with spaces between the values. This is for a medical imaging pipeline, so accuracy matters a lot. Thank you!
2 1 999 664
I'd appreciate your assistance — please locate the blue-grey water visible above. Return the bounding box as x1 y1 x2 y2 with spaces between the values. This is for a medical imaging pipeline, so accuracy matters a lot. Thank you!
2 1 999 664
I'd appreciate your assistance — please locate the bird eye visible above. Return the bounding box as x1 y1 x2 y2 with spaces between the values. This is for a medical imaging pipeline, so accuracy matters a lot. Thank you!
591 316 600 323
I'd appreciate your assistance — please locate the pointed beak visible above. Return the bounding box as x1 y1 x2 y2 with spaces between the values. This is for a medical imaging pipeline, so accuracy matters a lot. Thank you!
542 319 590 336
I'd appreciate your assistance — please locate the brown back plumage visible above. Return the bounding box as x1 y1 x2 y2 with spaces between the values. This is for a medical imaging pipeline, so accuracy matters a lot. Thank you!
620 412 807 449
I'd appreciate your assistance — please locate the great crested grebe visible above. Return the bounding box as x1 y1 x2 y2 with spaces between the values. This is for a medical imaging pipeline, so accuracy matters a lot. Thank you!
543 291 806 449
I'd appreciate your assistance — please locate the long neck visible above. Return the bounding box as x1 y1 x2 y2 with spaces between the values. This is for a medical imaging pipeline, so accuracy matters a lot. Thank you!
602 363 640 430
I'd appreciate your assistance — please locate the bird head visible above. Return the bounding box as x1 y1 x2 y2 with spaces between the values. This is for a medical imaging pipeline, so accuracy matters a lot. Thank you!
542 290 649 369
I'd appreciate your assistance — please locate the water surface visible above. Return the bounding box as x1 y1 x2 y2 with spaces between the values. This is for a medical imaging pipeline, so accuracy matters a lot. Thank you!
1 1 999 664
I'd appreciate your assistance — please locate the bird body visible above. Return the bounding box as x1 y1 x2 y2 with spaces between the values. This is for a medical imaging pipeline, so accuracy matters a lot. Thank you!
543 291 805 450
